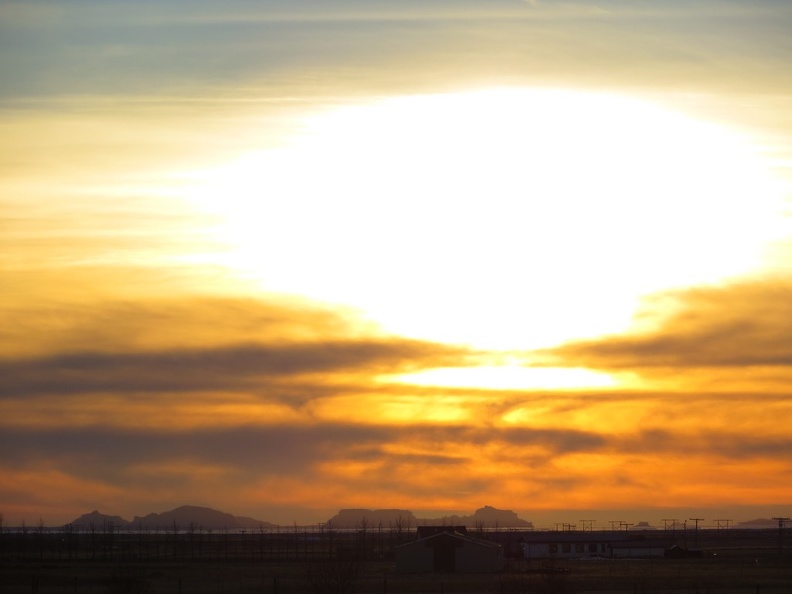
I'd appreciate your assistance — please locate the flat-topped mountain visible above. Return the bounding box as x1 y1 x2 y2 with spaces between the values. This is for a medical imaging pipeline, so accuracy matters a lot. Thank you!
327 509 417 529
429 505 533 528
327 505 532 529
67 505 275 530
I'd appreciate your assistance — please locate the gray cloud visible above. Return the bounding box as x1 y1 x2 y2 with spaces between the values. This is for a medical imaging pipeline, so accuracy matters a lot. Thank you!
2 0 787 101
0 295 476 399
612 427 792 460
0 424 391 476
537 279 792 370
0 339 471 398
0 423 613 472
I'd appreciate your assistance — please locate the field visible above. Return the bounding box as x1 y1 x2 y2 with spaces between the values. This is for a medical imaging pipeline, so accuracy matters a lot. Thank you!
1 528 791 593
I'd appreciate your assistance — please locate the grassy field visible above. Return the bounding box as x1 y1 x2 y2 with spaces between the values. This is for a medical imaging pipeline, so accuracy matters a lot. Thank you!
1 530 791 593
3 555 792 594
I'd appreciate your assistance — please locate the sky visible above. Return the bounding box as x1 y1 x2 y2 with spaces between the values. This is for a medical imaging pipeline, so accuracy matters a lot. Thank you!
2 0 792 528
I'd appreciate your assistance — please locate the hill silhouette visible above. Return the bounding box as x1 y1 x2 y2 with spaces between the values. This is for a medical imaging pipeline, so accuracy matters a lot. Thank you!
327 509 417 529
734 518 780 529
67 504 532 530
68 505 275 530
327 505 532 529
69 510 132 529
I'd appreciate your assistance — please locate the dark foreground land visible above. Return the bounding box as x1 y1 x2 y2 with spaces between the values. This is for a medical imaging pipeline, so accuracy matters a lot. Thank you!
1 527 791 593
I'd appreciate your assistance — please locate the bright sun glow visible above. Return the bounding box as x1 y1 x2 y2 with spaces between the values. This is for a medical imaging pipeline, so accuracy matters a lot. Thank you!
178 88 786 354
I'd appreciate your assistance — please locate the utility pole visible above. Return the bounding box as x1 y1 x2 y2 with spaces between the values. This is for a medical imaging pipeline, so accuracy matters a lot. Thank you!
562 523 576 533
714 519 731 544
689 518 704 548
609 521 621 531
579 520 595 533
772 517 790 553
661 519 679 532
619 522 633 533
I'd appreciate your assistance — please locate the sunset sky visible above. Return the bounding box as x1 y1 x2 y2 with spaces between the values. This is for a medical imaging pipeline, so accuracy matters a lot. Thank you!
2 0 792 528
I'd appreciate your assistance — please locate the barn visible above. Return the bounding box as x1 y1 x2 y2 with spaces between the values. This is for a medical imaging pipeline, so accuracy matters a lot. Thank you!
395 529 504 573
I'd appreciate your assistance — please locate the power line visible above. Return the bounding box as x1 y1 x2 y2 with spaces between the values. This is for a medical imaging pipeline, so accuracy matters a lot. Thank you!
772 517 790 553
689 518 704 548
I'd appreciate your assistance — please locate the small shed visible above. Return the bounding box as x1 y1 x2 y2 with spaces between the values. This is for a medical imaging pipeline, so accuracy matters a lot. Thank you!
395 530 504 573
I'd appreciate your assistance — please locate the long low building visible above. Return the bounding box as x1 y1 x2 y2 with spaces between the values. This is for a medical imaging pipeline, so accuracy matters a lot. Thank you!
610 540 668 558
521 533 670 560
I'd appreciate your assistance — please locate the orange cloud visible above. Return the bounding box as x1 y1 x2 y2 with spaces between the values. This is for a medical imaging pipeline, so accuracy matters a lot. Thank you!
538 279 792 372
3 281 792 526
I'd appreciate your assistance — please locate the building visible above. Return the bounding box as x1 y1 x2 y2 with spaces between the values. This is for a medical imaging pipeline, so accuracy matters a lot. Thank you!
609 540 667 558
521 533 669 560
395 529 504 573
522 535 610 560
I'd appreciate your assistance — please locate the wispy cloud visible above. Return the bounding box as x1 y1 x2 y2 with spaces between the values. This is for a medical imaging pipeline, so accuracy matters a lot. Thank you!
4 401 791 521
537 279 792 370
2 285 792 522
3 0 787 101
0 340 471 398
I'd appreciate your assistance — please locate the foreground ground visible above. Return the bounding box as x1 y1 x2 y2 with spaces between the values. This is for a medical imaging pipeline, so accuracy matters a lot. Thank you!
1 529 791 593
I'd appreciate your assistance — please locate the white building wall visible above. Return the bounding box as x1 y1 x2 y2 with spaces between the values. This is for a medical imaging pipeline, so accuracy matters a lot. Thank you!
522 541 609 559
611 545 665 558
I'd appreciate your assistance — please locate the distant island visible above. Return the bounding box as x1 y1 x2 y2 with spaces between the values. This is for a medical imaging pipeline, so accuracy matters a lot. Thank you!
65 504 532 530
734 518 781 529
68 505 277 531
64 505 781 532
326 505 533 529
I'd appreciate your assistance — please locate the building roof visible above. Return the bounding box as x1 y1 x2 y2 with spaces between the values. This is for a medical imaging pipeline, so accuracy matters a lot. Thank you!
520 532 669 545
521 533 624 544
417 526 468 538
609 540 670 549
397 530 502 550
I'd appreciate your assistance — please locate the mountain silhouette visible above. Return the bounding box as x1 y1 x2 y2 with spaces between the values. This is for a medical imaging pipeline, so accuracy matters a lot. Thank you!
734 518 780 529
67 505 275 530
327 509 417 529
69 510 132 529
326 505 532 529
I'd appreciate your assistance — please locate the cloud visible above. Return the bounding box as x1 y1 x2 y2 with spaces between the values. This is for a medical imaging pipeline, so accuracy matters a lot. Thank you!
3 0 787 104
3 387 792 524
0 295 476 397
0 424 392 473
0 339 470 398
3 288 791 524
536 279 792 370
0 420 616 519
0 294 365 357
